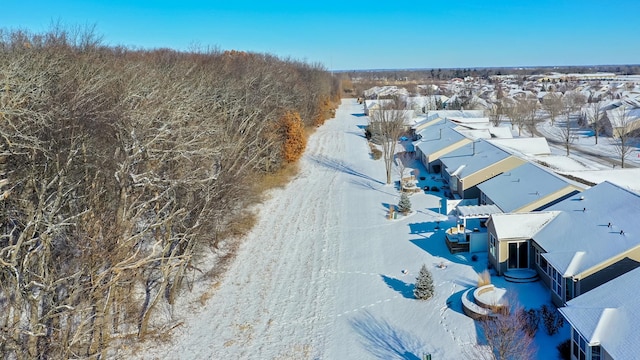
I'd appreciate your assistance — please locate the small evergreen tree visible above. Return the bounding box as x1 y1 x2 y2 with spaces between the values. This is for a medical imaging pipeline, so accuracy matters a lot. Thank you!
398 193 411 214
414 264 435 300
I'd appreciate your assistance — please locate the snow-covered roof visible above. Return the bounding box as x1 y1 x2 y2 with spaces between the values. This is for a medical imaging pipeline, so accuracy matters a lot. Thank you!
414 123 467 156
426 110 485 119
363 86 408 98
453 126 494 140
477 162 580 212
411 112 442 130
487 126 514 139
559 266 640 360
456 204 502 218
363 98 393 110
406 95 449 110
560 169 640 193
605 105 640 130
534 181 640 277
439 139 514 179
490 211 560 240
447 116 490 125
488 137 551 156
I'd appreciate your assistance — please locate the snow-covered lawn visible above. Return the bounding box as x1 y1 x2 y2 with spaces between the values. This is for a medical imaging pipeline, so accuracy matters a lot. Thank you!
132 99 568 359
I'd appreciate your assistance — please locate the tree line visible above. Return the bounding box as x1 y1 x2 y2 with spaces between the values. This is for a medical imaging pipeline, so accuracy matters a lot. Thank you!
0 28 339 358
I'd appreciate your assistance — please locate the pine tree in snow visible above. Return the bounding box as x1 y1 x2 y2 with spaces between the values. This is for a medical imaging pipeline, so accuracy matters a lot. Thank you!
398 192 411 214
414 264 435 300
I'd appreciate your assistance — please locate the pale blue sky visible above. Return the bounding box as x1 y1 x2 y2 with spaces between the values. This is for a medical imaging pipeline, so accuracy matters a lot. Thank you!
1 1 638 70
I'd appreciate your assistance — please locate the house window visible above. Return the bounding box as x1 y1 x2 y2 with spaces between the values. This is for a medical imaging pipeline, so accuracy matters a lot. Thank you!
489 233 497 258
551 267 562 298
572 328 588 360
540 256 548 274
535 249 549 274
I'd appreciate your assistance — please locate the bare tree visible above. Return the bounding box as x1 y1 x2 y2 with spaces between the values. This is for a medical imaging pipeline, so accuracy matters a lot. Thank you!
520 96 540 137
541 91 563 125
369 99 408 184
476 306 536 360
488 102 504 127
608 106 639 168
586 101 604 144
0 29 340 359
558 92 587 156
503 98 528 136
395 151 413 182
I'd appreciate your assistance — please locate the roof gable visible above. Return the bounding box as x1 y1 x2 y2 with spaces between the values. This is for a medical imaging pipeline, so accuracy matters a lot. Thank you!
440 139 513 179
490 211 560 239
559 267 640 359
534 181 640 275
477 162 576 212
414 124 467 155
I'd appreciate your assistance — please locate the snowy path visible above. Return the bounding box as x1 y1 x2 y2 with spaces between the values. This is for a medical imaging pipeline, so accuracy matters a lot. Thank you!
134 99 560 360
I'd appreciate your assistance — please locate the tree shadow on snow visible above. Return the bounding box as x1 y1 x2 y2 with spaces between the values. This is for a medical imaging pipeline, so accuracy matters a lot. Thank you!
350 310 427 360
308 154 384 185
347 179 397 196
381 275 415 299
409 238 474 268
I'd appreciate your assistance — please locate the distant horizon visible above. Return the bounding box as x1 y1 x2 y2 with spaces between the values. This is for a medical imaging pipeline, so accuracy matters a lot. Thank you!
332 64 640 73
1 1 639 71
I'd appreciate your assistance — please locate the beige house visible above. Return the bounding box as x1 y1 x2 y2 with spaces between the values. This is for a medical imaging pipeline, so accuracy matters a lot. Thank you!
439 139 526 199
487 181 640 306
414 123 472 174
477 162 582 213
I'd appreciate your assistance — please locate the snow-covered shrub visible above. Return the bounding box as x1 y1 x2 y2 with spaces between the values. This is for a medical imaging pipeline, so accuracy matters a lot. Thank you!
557 339 571 360
518 308 540 337
414 264 434 300
541 304 564 335
398 193 411 214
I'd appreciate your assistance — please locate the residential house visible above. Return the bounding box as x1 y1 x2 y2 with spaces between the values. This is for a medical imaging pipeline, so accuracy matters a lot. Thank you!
559 266 640 360
487 181 640 306
439 139 526 199
486 211 559 275
363 99 394 116
477 162 582 213
601 104 640 138
414 123 472 174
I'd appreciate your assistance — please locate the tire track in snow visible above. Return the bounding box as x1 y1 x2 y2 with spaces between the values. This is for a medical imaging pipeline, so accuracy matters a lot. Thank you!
129 101 357 360
209 119 347 358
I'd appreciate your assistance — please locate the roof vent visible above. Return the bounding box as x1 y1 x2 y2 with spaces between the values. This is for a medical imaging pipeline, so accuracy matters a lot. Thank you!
580 196 585 200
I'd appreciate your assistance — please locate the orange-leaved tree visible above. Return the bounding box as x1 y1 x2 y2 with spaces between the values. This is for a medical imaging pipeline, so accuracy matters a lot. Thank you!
313 96 337 127
281 110 307 163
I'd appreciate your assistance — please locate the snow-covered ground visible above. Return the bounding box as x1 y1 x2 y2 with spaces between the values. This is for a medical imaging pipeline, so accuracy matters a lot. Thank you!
131 99 573 359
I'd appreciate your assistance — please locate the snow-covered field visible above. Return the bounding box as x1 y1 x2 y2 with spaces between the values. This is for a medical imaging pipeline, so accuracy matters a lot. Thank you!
132 99 570 359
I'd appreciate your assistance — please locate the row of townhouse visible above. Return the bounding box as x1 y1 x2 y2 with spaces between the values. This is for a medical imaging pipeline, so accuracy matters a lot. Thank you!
411 114 640 359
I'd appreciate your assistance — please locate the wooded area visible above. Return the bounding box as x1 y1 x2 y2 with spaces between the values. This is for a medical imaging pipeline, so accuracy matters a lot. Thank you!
0 29 339 358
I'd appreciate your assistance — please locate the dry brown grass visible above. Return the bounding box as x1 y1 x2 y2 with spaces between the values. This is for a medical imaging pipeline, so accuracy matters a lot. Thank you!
478 269 492 287
256 163 300 192
217 211 258 240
